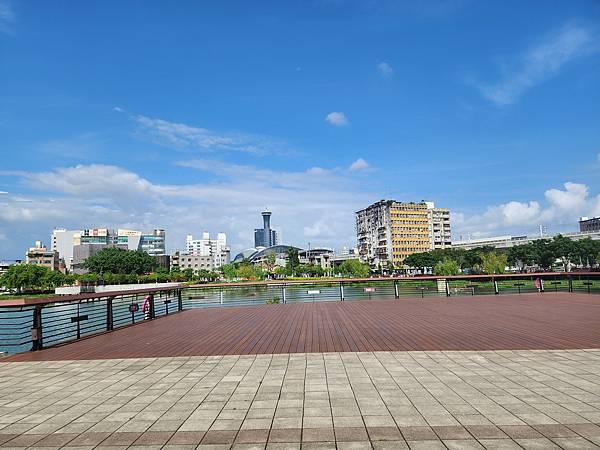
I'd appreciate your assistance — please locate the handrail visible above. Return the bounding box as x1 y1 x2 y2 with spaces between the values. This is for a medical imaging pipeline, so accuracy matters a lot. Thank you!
1 272 599 308
0 284 185 307
0 273 598 355
186 271 599 289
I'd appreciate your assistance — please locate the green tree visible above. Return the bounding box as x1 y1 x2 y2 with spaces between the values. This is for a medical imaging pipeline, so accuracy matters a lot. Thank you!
262 253 277 277
83 248 158 275
336 259 370 278
530 239 555 270
480 251 508 274
433 258 460 276
0 264 53 292
551 234 577 271
573 238 600 268
286 248 300 276
221 263 237 280
404 252 436 270
236 262 263 280
508 244 535 272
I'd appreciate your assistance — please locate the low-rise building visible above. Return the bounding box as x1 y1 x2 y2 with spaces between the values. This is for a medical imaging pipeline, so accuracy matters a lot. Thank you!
171 251 215 273
185 232 230 268
299 248 333 269
25 241 60 271
453 230 600 250
0 260 22 276
580 217 600 233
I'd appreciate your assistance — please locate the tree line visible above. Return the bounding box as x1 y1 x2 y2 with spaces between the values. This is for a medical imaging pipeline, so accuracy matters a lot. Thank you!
403 235 600 276
1 247 372 294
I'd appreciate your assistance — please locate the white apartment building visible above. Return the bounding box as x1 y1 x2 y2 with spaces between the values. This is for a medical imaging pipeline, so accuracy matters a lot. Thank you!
425 202 452 250
51 229 79 270
185 232 230 268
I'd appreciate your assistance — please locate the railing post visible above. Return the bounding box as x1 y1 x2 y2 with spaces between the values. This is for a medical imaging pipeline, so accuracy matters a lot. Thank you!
493 278 499 295
540 278 544 293
177 289 183 311
282 286 286 304
220 290 224 305
568 276 573 293
31 305 43 351
149 294 155 319
394 280 399 299
339 282 344 301
445 279 450 297
106 297 114 331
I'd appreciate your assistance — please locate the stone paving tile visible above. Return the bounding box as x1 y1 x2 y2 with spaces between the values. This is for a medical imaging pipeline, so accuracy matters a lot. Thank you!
1 349 600 448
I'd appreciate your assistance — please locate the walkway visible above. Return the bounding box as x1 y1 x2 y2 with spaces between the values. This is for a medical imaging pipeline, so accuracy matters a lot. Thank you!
5 292 600 361
1 350 600 449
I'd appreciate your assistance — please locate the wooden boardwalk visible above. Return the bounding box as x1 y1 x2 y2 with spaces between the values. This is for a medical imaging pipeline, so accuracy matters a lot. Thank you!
6 292 600 361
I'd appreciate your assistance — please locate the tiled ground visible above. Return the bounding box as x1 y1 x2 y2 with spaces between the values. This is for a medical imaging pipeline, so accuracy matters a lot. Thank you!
1 350 600 449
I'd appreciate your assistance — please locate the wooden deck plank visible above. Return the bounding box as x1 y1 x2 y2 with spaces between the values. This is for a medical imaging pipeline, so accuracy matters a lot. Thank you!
4 292 600 362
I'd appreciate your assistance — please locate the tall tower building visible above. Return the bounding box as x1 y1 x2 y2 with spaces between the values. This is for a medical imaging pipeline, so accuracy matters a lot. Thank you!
254 210 278 248
356 200 449 267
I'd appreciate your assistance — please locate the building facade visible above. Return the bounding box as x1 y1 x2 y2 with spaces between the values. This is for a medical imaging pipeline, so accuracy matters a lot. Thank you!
580 217 600 233
357 200 449 267
25 241 60 272
453 229 600 250
171 252 216 272
426 202 452 249
254 210 278 248
185 232 230 268
51 229 79 270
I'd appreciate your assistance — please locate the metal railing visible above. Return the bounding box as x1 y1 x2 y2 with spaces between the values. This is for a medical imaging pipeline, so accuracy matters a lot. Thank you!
0 273 598 356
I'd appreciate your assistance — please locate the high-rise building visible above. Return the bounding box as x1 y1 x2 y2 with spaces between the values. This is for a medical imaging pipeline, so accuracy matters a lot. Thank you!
426 202 452 249
185 232 230 268
580 217 600 233
52 229 79 270
357 200 450 267
254 210 278 248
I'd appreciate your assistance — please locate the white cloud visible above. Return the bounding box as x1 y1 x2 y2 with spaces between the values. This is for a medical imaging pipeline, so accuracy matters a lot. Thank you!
349 158 370 171
118 109 289 155
0 0 14 34
377 62 394 77
455 181 600 238
475 23 598 105
325 112 349 127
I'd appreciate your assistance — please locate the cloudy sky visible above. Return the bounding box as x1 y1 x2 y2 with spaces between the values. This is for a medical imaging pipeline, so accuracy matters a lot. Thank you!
1 1 600 259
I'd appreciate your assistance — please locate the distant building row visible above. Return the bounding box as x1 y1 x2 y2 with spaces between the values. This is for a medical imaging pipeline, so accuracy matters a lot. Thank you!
51 228 166 273
356 200 451 267
171 233 231 272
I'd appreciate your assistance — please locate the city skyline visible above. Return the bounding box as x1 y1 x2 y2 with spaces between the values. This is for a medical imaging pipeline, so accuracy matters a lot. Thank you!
1 1 600 259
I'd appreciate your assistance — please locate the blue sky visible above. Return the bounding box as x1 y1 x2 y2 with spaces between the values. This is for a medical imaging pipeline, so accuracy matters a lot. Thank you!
1 0 600 259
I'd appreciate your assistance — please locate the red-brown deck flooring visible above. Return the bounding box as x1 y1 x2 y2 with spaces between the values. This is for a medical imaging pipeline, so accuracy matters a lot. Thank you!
6 293 600 361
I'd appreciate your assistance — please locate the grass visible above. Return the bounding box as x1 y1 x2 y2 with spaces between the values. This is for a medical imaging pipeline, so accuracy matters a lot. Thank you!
0 292 57 301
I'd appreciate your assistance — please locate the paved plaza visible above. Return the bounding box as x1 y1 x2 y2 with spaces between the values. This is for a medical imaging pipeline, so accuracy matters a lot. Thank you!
1 350 600 449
